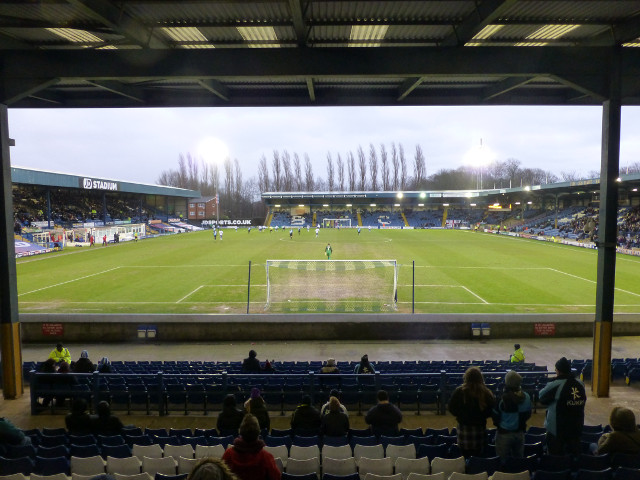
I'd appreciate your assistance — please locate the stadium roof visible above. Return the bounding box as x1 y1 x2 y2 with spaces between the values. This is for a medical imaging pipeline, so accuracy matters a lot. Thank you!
1 1 640 108
12 166 200 197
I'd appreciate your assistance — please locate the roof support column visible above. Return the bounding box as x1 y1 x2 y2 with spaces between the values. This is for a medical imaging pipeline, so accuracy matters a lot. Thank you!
592 49 622 398
0 104 23 399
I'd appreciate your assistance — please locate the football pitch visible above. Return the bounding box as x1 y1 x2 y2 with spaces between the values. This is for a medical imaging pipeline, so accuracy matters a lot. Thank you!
16 228 640 315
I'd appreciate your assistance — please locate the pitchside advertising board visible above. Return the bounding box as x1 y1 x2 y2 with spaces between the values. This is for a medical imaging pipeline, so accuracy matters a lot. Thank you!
80 177 119 191
202 219 252 226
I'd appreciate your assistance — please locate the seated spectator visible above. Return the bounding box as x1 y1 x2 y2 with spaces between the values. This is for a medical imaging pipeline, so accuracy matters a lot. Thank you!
510 344 525 363
354 354 375 374
49 342 71 365
0 417 31 446
365 390 402 436
97 357 112 373
66 398 93 435
291 395 321 433
222 414 281 480
188 457 238 480
242 350 261 373
244 388 270 431
321 396 350 437
597 406 640 455
217 394 245 434
72 350 95 373
320 389 347 416
320 358 339 374
91 401 124 436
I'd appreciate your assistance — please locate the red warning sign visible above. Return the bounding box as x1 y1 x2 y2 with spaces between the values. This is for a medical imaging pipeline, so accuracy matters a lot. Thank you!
534 323 556 336
42 323 63 336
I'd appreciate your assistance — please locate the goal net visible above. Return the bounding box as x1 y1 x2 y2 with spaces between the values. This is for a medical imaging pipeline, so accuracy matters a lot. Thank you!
266 259 398 312
322 218 352 228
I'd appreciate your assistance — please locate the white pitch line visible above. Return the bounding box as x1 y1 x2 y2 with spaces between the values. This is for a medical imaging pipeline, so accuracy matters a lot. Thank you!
549 267 640 298
176 286 204 303
461 286 489 304
122 264 253 268
18 267 121 296
413 266 549 269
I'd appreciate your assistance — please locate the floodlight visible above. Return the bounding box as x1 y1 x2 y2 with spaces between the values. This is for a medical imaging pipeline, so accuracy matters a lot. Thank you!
322 204 329 207
275 204 281 207
298 204 304 207
419 192 426 198
443 203 449 207
370 203 376 207
397 192 403 199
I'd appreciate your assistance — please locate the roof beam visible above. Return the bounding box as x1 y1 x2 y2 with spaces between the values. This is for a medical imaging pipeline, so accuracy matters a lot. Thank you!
84 80 145 102
548 74 607 102
65 0 171 49
441 0 519 47
483 76 536 101
288 0 309 47
1 78 59 105
197 79 230 102
306 78 315 101
582 13 640 46
397 77 424 101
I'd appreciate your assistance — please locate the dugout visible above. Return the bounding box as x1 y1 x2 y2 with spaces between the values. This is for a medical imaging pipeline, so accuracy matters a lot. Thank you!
2 1 640 400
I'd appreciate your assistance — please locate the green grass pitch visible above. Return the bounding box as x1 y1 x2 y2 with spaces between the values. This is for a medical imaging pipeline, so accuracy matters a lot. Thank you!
16 228 640 315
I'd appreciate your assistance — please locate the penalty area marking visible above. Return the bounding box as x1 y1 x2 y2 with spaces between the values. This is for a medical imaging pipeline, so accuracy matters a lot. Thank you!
18 267 121 296
405 283 489 304
177 284 266 303
549 267 640 298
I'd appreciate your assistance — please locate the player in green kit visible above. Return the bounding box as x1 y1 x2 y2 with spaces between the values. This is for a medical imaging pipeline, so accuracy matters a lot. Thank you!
325 243 332 259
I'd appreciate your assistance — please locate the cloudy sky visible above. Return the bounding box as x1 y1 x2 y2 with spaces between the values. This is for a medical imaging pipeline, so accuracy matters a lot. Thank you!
7 105 640 186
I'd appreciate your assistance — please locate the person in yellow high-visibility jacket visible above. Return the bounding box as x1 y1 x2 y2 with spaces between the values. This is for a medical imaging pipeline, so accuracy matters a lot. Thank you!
49 343 71 364
510 343 525 363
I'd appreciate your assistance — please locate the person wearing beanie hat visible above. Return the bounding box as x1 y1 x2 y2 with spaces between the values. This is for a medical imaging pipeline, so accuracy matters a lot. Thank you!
187 457 238 480
72 350 95 373
539 356 586 455
492 370 532 461
291 394 322 434
596 406 640 455
217 394 245 435
510 344 525 363
354 354 375 374
242 349 262 373
222 414 281 480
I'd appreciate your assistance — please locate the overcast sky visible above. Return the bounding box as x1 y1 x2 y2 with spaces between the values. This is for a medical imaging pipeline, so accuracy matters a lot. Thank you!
7 105 640 187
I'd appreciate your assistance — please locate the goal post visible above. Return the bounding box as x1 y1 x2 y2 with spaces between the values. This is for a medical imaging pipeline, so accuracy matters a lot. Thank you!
322 218 352 228
265 259 398 312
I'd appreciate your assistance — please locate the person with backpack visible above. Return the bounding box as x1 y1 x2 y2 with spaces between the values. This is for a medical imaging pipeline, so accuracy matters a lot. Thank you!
539 356 586 455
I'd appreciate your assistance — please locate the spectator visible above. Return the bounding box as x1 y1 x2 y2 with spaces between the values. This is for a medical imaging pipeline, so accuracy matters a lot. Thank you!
72 350 95 373
320 358 339 374
66 398 93 435
91 401 124 436
365 390 402 436
448 366 496 457
49 342 71 364
188 457 238 480
222 414 281 480
354 354 375 374
97 357 112 373
217 394 245 434
321 396 350 437
320 389 348 416
539 357 586 455
510 344 525 363
596 406 640 455
242 350 261 373
244 388 270 431
0 417 31 446
493 370 532 461
291 395 321 433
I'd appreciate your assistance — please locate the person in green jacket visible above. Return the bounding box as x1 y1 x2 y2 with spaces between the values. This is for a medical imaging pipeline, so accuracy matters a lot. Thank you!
510 344 525 363
325 243 333 259
49 342 71 364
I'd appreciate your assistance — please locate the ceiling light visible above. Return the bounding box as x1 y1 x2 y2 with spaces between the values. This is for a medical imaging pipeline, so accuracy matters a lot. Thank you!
322 204 329 207
46 28 103 44
237 26 279 48
443 203 449 207
472 24 504 40
418 203 424 207
163 27 208 42
349 25 389 47
346 204 352 207
470 203 476 207
394 203 400 207
274 204 281 207
298 204 304 207
370 203 376 207
526 24 579 40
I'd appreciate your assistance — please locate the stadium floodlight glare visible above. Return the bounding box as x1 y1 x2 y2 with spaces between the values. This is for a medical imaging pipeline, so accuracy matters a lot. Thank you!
527 201 533 204
346 203 352 206
470 203 476 207
394 203 400 207
515 202 521 205
443 203 449 207
298 204 304 207
524 186 531 191
397 192 403 198
633 188 638 192
419 192 426 198
418 203 424 206
616 177 622 182
322 204 329 207
265 259 398 312
370 203 376 207
275 204 281 207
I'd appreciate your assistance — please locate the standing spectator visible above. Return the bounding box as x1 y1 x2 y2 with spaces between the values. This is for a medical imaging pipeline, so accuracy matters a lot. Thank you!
493 370 532 461
354 354 375 374
49 342 71 364
321 396 350 437
448 366 496 457
242 350 261 373
90 401 124 436
217 394 245 435
72 350 95 373
596 406 640 455
244 388 270 431
0 417 31 446
365 390 403 436
66 398 92 435
539 357 586 455
222 414 281 480
510 344 525 363
188 457 238 480
291 395 322 433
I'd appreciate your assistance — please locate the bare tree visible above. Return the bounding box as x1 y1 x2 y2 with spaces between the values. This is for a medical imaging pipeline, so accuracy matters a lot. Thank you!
177 154 188 189
391 143 399 190
624 161 640 174
210 163 220 195
258 155 270 192
304 154 314 191
347 151 356 191
504 158 522 187
223 158 233 216
281 150 293 191
399 143 407 190
336 153 345 191
369 143 379 191
413 144 427 188
293 153 303 190
560 170 581 182
233 159 243 217
271 150 282 191
380 143 389 191
357 145 367 190
326 152 335 191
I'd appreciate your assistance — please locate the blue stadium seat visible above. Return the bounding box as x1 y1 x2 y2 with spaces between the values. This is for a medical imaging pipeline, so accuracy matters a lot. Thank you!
466 456 501 475
34 455 70 475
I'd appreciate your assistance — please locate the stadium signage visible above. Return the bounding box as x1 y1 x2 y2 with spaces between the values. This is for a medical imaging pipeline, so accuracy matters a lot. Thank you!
81 177 119 191
202 219 252 226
